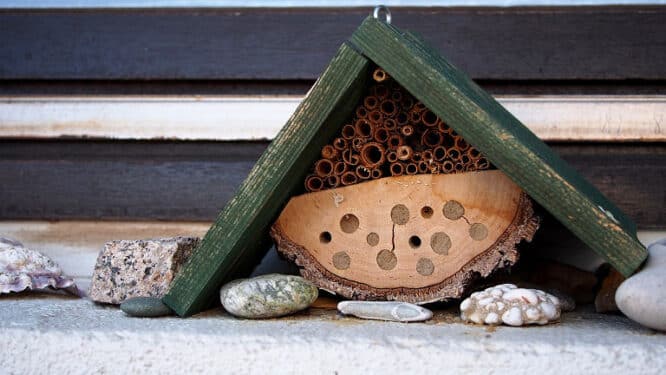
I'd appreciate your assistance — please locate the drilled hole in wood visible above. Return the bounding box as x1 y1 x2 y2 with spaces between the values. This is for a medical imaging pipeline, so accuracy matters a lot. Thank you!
391 204 410 225
319 231 332 244
469 223 489 241
416 258 435 276
421 206 434 218
340 214 360 233
409 235 422 249
443 200 465 220
430 232 452 255
332 251 351 270
367 232 380 246
376 249 397 270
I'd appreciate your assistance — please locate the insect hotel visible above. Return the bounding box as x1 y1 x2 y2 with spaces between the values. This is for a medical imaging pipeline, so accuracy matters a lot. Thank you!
163 15 647 317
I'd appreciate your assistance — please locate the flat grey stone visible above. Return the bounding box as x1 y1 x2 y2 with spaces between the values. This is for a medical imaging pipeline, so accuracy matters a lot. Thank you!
337 301 433 322
121 297 174 317
220 274 318 319
89 236 199 304
616 238 666 331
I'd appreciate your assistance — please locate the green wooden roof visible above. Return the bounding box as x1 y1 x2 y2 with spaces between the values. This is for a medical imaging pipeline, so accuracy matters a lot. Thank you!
163 17 646 317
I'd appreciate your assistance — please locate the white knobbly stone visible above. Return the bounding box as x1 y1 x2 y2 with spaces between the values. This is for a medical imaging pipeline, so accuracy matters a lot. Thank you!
0 241 77 295
460 284 561 326
337 301 433 322
89 236 199 304
220 274 318 319
616 238 666 331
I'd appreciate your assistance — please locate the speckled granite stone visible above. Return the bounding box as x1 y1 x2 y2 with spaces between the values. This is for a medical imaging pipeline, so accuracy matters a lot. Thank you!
89 237 199 304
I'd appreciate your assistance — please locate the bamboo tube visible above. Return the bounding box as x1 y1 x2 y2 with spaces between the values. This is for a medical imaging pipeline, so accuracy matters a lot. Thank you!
355 106 368 119
466 164 477 173
314 159 334 177
412 102 427 113
356 165 372 180
467 147 482 160
364 96 379 110
395 112 409 126
373 127 390 143
400 125 414 137
388 134 404 150
334 161 347 176
391 90 402 102
384 118 398 130
305 175 324 192
396 145 413 161
429 161 440 174
405 163 418 175
352 137 365 150
360 142 386 168
386 150 398 163
371 168 383 179
326 175 340 188
372 68 389 82
423 150 434 161
455 137 470 152
409 110 421 123
460 154 471 166
441 160 454 173
400 96 414 111
342 149 359 166
422 129 442 147
454 163 465 173
477 157 490 169
368 110 383 124
373 84 389 99
437 119 450 134
411 152 422 163
448 148 461 161
433 146 447 161
380 99 398 117
355 119 373 138
341 171 358 186
442 133 456 149
333 137 347 151
390 162 404 176
418 161 429 174
321 145 338 160
342 124 356 140
421 110 439 127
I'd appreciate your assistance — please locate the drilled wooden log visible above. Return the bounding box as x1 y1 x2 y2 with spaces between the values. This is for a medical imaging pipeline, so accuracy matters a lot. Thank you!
271 170 539 304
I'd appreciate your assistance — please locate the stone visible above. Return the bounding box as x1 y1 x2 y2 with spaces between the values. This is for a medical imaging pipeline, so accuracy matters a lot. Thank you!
120 297 174 317
220 274 318 319
616 238 666 331
337 301 433 322
89 236 200 304
460 283 561 326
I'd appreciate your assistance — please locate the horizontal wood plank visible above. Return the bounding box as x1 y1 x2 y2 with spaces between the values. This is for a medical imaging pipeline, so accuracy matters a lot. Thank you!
0 141 663 229
1 6 665 80
2 95 664 141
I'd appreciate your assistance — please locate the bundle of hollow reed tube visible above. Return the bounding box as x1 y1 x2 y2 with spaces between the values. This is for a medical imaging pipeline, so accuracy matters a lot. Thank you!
305 67 490 192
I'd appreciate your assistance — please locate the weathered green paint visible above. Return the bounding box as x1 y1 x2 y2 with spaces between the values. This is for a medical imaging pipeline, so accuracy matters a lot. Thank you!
162 43 370 316
349 17 647 276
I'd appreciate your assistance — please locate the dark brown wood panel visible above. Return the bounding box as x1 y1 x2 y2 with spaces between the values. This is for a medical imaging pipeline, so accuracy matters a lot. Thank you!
1 6 665 80
0 141 663 229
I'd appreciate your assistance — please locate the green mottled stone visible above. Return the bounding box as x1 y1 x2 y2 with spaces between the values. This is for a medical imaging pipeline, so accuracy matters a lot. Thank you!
220 274 318 319
120 297 174 317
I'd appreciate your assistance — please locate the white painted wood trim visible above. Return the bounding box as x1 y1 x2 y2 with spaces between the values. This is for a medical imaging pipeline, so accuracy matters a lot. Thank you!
1 95 665 141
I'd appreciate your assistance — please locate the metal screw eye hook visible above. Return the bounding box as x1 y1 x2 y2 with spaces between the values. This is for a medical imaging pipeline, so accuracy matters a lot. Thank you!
373 5 392 24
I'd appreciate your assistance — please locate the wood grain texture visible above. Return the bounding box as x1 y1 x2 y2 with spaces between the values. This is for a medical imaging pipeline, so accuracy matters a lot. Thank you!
1 7 665 80
350 17 647 276
272 172 539 303
0 141 663 229
162 44 370 316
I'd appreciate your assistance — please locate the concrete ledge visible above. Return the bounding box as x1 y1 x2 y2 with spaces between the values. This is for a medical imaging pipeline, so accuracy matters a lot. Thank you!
1 295 664 374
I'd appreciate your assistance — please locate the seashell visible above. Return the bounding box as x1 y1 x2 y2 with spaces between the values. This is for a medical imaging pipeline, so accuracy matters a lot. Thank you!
460 283 561 326
337 301 433 322
0 241 78 295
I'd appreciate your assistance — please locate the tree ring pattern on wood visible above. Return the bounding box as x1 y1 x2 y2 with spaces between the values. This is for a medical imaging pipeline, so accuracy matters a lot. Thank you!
391 204 410 225
416 258 435 276
340 214 360 233
332 251 351 270
376 249 398 270
443 200 465 220
367 232 380 246
430 232 452 255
